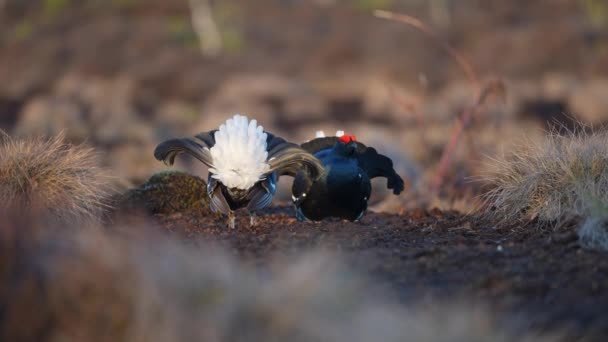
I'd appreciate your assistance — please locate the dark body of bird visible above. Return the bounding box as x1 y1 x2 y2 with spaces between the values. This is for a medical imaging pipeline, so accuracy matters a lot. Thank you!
292 136 405 221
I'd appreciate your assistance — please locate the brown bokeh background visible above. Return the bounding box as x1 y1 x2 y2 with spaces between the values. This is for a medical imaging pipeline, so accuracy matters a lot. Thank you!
1 0 607 210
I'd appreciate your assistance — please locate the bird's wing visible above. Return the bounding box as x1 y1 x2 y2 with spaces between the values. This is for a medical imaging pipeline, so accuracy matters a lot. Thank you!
246 187 274 212
246 172 277 212
356 147 405 195
153 130 217 167
265 132 290 156
194 130 217 148
207 177 231 215
265 134 325 180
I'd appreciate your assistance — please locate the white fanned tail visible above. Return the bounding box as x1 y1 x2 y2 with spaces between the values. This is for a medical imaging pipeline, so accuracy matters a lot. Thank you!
209 114 270 190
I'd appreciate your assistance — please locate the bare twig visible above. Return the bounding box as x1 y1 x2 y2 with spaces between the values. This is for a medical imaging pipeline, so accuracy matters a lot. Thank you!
431 80 505 193
189 0 222 57
375 10 506 195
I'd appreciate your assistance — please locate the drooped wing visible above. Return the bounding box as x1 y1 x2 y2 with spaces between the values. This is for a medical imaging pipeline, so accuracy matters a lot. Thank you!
264 133 325 180
356 147 405 195
153 130 217 167
265 132 291 156
246 187 273 212
194 130 217 148
207 176 231 215
246 173 277 212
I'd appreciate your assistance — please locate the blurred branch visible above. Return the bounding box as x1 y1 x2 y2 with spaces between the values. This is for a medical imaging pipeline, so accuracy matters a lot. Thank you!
430 79 505 193
189 0 222 57
375 10 506 196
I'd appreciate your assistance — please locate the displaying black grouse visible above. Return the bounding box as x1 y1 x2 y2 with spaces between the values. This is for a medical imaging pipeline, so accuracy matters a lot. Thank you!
154 114 323 228
291 133 405 221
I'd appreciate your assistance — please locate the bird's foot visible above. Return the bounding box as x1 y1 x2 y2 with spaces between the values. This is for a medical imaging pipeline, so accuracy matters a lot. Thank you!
249 213 257 227
295 207 308 222
354 210 366 222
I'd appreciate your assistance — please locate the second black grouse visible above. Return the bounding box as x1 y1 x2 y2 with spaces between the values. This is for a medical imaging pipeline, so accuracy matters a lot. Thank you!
291 133 405 221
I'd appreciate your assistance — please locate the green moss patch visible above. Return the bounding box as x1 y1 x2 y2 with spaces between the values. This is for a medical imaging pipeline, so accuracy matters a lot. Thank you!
117 171 216 216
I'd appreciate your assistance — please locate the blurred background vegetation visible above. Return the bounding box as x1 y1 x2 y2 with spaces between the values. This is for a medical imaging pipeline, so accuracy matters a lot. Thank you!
0 0 606 211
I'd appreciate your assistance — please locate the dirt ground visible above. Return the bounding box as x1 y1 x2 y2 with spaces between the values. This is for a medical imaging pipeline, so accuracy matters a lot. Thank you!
156 206 608 340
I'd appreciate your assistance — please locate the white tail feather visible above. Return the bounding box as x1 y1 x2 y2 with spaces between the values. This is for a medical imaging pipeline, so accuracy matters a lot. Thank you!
209 114 270 190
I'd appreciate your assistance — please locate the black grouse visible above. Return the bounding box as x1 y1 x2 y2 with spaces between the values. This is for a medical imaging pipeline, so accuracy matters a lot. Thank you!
291 132 405 221
154 114 323 228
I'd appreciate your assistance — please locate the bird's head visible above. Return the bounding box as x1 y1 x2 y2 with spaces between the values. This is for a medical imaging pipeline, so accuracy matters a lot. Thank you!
334 134 358 156
338 134 357 144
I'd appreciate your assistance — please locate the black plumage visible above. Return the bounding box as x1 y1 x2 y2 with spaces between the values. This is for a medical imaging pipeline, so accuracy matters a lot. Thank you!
292 136 405 221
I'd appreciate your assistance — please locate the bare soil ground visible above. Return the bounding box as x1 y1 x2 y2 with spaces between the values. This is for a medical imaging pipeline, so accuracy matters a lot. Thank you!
157 206 608 340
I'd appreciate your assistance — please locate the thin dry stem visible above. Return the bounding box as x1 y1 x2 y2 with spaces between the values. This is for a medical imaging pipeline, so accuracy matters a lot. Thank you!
431 80 505 192
189 0 223 57
375 10 506 195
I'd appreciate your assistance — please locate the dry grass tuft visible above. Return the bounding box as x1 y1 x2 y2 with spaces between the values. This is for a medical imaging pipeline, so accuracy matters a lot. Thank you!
0 131 110 223
482 128 608 227
577 195 608 251
578 216 608 252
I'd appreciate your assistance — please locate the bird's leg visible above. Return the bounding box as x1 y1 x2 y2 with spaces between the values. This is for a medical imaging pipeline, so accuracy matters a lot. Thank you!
354 210 366 222
249 212 257 227
227 211 236 229
295 206 307 222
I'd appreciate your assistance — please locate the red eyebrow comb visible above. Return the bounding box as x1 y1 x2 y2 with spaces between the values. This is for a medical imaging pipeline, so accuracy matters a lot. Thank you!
338 134 357 143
